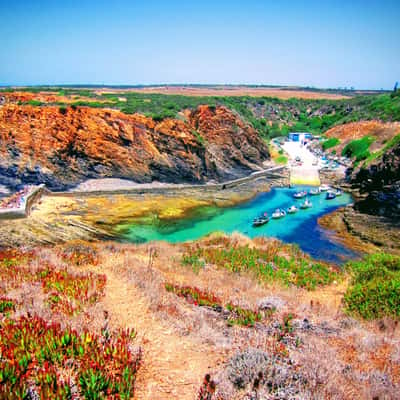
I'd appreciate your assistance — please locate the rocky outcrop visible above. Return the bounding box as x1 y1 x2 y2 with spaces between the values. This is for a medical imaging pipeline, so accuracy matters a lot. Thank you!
350 141 400 218
0 104 269 190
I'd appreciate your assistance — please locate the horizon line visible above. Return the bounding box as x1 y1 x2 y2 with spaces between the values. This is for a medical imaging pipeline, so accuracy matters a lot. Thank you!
0 83 392 92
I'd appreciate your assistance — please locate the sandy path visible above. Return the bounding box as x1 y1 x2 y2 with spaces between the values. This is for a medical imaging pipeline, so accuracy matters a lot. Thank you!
98 267 220 400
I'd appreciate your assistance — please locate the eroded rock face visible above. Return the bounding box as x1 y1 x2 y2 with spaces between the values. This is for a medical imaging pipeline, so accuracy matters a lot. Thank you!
351 142 400 218
0 105 269 190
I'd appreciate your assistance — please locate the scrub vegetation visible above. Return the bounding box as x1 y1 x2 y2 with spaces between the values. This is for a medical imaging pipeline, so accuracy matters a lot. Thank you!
181 236 339 290
322 137 340 150
344 253 400 320
342 135 375 161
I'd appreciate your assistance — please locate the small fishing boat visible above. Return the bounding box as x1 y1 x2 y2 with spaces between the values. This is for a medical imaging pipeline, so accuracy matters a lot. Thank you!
293 191 307 199
253 215 269 227
309 188 321 195
334 189 342 196
300 199 312 209
272 209 286 219
319 184 331 192
326 191 336 200
287 205 298 214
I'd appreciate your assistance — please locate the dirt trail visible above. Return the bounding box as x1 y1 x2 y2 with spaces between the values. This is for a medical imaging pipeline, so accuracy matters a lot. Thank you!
99 268 220 400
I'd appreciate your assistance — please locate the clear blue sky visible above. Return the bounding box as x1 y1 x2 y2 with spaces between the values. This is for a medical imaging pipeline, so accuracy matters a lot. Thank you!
0 0 399 89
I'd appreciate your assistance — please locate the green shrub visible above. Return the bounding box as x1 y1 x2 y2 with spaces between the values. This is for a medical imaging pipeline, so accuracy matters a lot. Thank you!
275 155 288 164
322 137 340 150
27 100 43 106
342 136 375 161
344 253 400 320
58 106 67 115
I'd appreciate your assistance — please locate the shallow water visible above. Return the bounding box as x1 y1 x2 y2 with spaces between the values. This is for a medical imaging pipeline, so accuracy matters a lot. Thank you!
122 186 359 264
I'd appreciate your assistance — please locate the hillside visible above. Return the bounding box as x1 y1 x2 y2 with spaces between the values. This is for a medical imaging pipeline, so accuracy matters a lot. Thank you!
351 136 400 217
0 237 398 399
0 104 269 190
324 120 400 155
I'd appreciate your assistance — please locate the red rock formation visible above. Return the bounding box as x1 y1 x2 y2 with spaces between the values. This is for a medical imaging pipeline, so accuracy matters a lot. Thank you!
0 104 269 190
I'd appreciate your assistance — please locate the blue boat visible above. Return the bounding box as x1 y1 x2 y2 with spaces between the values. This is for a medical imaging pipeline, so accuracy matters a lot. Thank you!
326 191 336 200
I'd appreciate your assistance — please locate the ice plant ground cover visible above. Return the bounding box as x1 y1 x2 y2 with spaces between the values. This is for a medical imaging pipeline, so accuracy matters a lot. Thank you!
0 247 141 398
0 316 141 399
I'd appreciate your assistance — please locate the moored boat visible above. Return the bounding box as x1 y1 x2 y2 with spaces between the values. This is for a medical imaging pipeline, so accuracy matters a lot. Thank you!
300 199 312 209
319 184 330 192
326 191 336 200
287 205 298 214
253 216 269 227
272 209 286 219
334 189 342 196
309 188 321 195
293 191 307 199
252 212 269 227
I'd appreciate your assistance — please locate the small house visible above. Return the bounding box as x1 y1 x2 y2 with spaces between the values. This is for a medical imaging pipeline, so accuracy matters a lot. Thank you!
288 132 312 143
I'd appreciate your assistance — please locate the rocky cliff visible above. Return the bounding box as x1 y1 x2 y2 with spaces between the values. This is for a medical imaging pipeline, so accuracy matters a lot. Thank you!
350 140 400 218
0 104 269 190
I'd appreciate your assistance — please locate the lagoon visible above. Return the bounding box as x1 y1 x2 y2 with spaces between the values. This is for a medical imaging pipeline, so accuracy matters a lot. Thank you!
122 186 358 264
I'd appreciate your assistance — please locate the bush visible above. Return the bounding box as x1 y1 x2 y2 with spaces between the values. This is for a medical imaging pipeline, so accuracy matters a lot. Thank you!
322 137 340 151
342 136 375 161
276 155 288 164
344 253 400 320
27 100 43 106
59 106 67 115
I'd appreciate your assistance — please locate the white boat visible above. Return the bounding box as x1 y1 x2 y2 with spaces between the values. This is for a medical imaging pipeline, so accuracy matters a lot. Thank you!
300 199 312 209
272 209 287 219
319 184 331 192
287 205 298 214
293 191 307 199
309 188 321 195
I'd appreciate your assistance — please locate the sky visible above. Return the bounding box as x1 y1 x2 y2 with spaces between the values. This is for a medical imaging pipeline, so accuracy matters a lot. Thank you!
0 0 399 89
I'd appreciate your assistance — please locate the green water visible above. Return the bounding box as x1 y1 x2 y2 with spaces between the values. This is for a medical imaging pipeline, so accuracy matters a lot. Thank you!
122 186 359 264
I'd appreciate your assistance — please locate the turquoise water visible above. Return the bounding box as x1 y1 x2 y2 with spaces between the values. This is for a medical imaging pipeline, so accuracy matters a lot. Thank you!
123 186 359 264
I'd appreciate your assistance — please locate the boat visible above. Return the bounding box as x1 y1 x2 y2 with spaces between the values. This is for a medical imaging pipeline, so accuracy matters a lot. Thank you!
309 188 321 195
293 191 307 199
319 184 331 192
253 216 269 227
287 205 298 214
334 189 342 196
300 199 312 209
272 209 286 219
326 191 336 200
